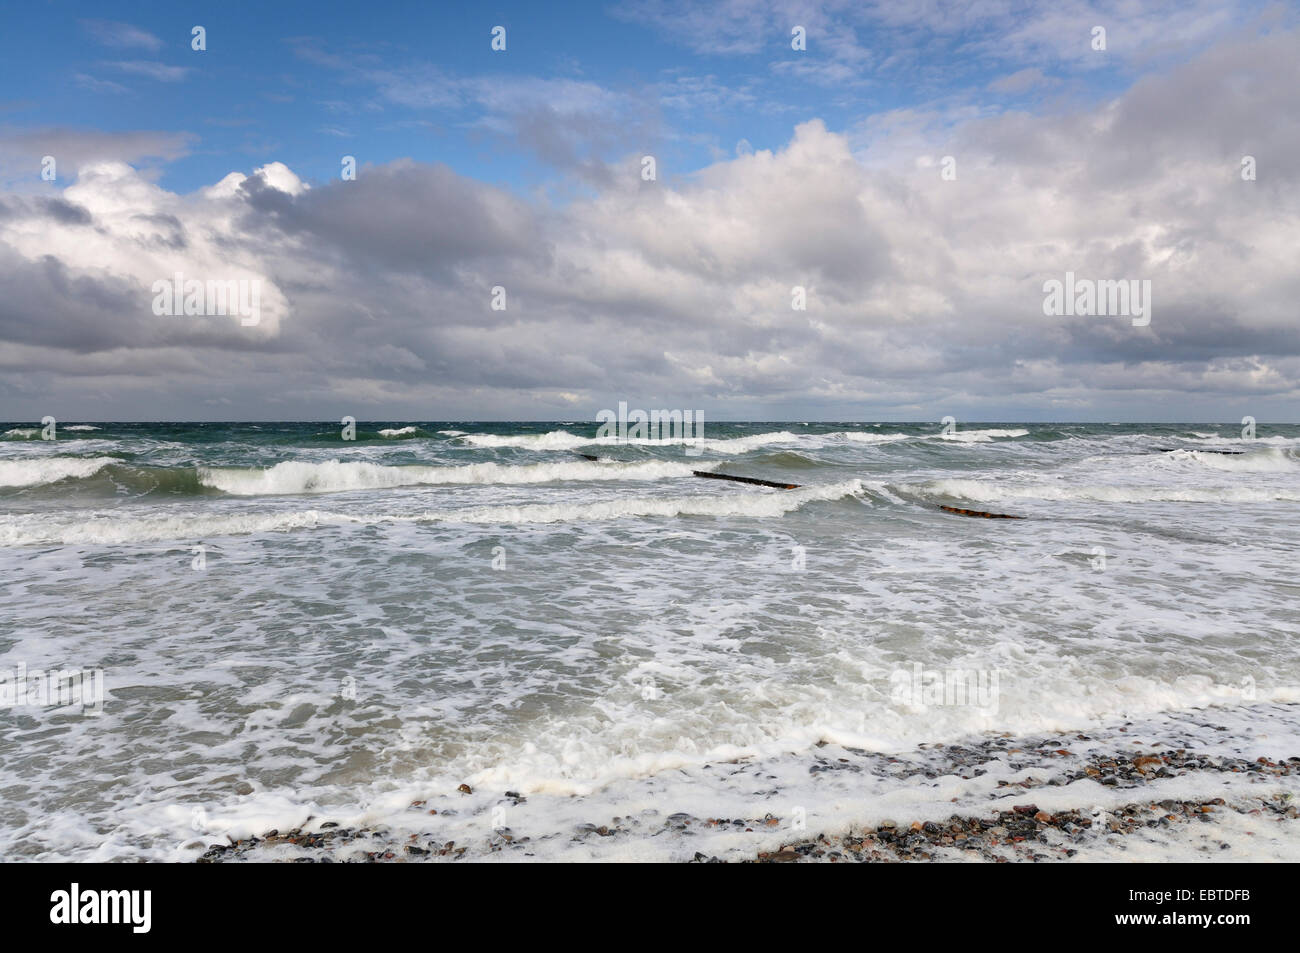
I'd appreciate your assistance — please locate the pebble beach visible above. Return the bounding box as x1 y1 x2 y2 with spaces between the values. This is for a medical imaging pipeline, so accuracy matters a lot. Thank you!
195 702 1300 863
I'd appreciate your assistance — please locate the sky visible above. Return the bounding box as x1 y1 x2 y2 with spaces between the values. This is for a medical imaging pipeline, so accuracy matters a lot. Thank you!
1 0 1297 421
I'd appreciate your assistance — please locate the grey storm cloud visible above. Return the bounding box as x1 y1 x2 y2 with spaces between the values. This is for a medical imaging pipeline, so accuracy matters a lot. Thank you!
0 196 94 226
236 160 547 277
0 246 288 356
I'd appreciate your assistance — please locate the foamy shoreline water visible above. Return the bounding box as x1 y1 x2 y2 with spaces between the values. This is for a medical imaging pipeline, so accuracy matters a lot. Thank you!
2 422 1298 862
192 703 1300 863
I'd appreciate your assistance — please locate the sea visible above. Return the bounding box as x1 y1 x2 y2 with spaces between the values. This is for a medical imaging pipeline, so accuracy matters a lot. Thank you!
2 420 1298 861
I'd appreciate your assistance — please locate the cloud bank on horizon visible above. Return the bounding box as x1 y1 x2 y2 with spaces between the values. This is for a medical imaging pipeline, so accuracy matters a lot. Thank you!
1 0 1297 421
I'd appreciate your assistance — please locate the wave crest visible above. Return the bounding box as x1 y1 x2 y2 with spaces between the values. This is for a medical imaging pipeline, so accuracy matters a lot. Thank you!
197 459 706 495
0 456 118 487
0 480 865 545
455 429 800 453
913 477 1300 504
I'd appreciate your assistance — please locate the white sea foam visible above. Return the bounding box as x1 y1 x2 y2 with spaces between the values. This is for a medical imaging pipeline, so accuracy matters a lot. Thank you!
455 429 800 453
0 456 117 487
456 429 616 450
2 428 38 439
935 428 1030 442
454 428 1027 452
1164 448 1298 472
915 477 1300 504
64 425 101 432
412 479 863 525
1184 434 1300 447
0 480 864 545
377 426 419 437
0 508 339 546
824 431 911 444
197 458 705 495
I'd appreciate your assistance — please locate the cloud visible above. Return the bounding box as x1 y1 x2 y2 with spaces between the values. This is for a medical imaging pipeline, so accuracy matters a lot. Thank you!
611 0 791 55
0 128 195 184
74 73 130 95
1 25 1298 419
988 68 1055 95
0 195 94 226
339 62 664 185
617 0 1282 84
79 19 163 52
105 61 193 82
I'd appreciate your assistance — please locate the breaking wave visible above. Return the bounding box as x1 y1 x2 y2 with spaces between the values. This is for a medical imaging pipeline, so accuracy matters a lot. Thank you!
454 429 801 453
913 477 1300 504
0 456 118 487
0 480 866 545
197 459 708 495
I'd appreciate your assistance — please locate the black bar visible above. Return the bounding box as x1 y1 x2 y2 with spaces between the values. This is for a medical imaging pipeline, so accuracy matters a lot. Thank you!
9 862 1279 937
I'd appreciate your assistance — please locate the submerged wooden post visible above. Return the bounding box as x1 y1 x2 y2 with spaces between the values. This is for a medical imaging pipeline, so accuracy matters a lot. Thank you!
691 471 801 490
575 451 800 489
938 504 1025 519
1157 448 1243 455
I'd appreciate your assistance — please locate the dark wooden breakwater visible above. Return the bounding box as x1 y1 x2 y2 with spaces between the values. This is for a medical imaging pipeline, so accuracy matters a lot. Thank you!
575 452 1027 518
